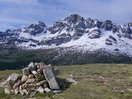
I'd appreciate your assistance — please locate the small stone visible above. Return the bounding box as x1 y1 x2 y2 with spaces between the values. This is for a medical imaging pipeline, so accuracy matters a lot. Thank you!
10 89 15 93
28 74 34 79
4 88 10 94
37 86 44 93
28 84 37 88
21 83 28 89
21 75 28 83
30 91 37 98
66 78 77 85
34 62 38 66
53 90 61 94
43 83 48 88
32 71 38 75
19 89 25 95
32 71 43 81
44 87 51 93
15 88 19 95
36 80 47 86
37 68 43 74
25 78 35 84
37 65 40 69
23 89 29 95
28 62 36 71
13 80 21 89
39 62 45 67
22 68 30 75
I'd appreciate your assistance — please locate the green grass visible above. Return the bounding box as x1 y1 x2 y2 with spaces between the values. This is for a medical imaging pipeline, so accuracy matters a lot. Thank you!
0 64 132 99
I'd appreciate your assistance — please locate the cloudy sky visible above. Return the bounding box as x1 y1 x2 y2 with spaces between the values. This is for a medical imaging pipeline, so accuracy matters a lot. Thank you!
0 0 132 31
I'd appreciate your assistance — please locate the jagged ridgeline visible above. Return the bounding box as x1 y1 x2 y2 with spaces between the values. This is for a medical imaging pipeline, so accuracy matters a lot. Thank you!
0 14 132 69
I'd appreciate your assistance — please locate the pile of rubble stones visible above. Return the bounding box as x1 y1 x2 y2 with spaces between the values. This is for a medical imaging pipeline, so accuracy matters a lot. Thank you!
2 62 60 97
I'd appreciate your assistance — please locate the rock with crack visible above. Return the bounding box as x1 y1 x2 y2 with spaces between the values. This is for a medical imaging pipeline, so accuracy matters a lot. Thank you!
43 66 60 90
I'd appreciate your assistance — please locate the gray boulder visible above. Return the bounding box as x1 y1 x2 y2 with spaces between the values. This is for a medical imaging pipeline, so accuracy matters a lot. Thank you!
28 62 36 71
22 68 30 75
43 66 60 90
4 73 20 86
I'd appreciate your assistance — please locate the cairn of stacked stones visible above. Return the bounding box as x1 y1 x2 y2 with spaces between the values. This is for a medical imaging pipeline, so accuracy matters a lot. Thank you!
2 62 60 97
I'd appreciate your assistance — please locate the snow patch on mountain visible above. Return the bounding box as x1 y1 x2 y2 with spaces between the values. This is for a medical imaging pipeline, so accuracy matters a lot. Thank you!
0 14 132 57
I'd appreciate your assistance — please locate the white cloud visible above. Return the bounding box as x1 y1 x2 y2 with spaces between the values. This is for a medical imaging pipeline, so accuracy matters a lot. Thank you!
0 0 132 31
56 0 132 22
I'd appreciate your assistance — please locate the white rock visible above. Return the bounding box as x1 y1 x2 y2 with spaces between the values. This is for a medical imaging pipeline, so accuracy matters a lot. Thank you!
21 75 28 83
66 78 77 85
53 90 61 94
23 89 29 95
19 89 25 95
32 71 43 81
37 86 44 93
4 88 10 94
32 71 38 75
44 87 51 93
15 88 19 95
28 62 36 71
25 78 35 84
36 80 46 86
28 74 34 79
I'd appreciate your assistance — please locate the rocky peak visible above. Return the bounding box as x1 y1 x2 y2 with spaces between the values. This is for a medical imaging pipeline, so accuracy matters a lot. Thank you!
28 21 46 29
36 21 46 27
86 18 102 29
64 14 85 24
102 20 113 31
21 21 47 35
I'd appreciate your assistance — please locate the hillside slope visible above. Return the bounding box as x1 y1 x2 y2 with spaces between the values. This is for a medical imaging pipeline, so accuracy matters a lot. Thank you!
0 64 132 99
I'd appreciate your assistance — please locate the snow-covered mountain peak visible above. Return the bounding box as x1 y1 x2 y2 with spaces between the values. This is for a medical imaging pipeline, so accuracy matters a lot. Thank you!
0 14 132 56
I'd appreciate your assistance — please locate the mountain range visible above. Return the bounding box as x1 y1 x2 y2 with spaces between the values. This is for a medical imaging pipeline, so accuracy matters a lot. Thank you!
0 14 132 68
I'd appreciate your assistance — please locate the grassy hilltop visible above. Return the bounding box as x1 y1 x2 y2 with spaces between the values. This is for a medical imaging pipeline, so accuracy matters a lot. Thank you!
0 64 132 99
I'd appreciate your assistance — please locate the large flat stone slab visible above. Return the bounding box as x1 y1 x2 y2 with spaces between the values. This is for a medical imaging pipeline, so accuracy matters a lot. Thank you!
43 66 60 90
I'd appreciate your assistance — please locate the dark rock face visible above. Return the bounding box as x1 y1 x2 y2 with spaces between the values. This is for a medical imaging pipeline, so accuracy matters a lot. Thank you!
73 29 84 40
44 35 71 46
88 29 101 39
48 21 66 34
24 21 47 35
64 14 85 24
109 35 117 42
105 35 117 45
102 20 113 31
